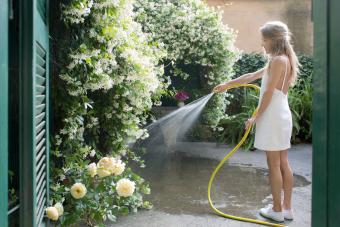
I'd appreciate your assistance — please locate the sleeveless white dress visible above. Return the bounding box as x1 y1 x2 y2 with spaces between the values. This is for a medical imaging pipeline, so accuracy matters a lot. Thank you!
254 59 293 151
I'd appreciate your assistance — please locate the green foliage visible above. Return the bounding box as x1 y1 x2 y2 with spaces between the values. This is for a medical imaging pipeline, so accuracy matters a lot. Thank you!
216 89 258 150
288 75 313 142
134 0 240 127
233 53 267 78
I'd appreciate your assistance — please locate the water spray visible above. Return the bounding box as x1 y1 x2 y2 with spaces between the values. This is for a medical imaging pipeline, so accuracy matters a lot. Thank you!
142 83 287 227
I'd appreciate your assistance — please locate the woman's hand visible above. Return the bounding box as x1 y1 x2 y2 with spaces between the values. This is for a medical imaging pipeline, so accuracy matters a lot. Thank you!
245 117 257 131
212 83 228 93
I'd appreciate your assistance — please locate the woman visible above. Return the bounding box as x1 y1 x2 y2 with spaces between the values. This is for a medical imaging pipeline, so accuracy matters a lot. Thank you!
213 21 300 222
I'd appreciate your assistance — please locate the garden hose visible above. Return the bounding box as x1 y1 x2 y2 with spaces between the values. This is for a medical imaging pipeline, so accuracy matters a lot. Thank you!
208 83 287 227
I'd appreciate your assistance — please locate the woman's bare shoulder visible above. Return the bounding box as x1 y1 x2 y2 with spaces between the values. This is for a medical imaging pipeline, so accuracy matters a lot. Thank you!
268 55 288 72
270 55 288 66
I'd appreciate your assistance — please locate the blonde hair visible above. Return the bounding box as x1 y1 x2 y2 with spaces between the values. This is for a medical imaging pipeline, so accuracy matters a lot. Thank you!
260 21 300 85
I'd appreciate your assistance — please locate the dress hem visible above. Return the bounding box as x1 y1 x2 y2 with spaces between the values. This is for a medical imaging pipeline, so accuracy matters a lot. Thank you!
254 145 291 151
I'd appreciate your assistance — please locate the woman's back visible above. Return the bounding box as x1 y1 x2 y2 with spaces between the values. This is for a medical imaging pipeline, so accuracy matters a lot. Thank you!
272 56 292 95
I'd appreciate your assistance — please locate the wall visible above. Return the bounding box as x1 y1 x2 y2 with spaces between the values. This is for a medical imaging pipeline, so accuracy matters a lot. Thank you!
206 0 313 55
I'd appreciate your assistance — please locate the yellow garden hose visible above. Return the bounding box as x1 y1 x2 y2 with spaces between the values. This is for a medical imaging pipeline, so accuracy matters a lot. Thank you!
208 83 287 227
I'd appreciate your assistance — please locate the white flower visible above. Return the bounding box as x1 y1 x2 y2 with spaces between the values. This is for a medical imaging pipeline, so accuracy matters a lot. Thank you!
87 163 97 177
116 178 135 197
62 167 70 173
89 149 96 157
93 0 120 9
102 76 114 90
53 202 64 216
120 150 127 156
91 117 99 126
70 183 87 199
59 174 66 181
105 113 112 119
45 207 59 221
55 137 62 146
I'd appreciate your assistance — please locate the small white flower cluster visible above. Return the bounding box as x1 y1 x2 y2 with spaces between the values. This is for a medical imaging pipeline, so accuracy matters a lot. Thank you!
93 0 120 9
85 74 114 91
86 117 99 129
63 0 93 24
59 117 83 140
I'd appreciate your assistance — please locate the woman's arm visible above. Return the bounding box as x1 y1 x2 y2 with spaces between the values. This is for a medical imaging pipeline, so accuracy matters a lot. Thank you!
254 57 287 120
230 67 266 85
213 67 266 93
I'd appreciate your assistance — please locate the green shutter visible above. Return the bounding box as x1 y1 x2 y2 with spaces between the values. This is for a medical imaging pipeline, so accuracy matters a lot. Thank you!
0 0 9 225
20 0 50 226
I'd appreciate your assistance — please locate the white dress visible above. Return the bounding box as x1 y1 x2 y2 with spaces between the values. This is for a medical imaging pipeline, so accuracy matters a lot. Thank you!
254 59 293 151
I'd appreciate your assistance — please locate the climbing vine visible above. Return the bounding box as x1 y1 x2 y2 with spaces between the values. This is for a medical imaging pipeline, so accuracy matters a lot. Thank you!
49 0 166 225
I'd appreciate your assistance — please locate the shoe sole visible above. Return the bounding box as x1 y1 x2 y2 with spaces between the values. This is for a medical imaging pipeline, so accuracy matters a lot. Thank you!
259 212 285 223
284 217 294 221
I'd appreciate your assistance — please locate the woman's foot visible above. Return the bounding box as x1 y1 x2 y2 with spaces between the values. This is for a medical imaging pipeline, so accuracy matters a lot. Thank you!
259 204 284 222
283 208 294 220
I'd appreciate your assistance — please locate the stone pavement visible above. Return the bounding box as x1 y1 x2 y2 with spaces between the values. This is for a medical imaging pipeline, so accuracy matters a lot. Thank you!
108 143 312 227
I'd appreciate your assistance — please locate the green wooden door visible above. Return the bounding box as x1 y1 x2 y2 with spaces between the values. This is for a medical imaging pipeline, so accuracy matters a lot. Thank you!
20 0 50 226
312 0 340 226
0 0 9 225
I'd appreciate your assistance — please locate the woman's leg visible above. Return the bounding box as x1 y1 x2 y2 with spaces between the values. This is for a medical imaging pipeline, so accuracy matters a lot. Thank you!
266 151 282 212
280 150 294 210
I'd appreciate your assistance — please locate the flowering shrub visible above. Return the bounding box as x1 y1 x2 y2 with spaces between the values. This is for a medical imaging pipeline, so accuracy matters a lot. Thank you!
174 91 190 102
48 156 151 226
134 0 240 127
50 0 164 225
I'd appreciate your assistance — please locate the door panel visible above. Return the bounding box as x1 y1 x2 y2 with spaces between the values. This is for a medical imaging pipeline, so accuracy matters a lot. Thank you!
0 0 9 225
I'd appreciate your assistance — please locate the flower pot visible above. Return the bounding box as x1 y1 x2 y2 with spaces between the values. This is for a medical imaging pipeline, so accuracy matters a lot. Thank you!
177 101 185 107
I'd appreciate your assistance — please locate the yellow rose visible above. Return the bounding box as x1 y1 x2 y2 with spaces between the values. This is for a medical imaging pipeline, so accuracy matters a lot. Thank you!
97 157 115 172
111 159 125 176
45 206 59 221
97 167 111 178
53 202 64 216
87 163 97 177
70 183 87 199
116 178 135 197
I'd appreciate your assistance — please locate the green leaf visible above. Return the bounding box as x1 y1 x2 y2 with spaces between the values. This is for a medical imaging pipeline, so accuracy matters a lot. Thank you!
107 214 117 222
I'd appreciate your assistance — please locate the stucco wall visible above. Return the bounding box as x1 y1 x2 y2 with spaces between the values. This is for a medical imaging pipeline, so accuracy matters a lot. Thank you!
205 0 313 55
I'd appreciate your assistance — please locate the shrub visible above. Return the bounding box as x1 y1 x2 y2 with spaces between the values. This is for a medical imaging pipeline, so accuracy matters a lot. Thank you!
50 0 165 225
134 0 240 128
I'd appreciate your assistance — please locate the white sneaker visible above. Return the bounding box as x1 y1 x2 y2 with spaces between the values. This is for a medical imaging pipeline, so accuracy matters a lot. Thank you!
259 204 284 222
283 209 294 220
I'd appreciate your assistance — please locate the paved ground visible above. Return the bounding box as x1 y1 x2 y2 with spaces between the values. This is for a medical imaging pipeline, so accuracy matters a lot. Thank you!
108 143 312 227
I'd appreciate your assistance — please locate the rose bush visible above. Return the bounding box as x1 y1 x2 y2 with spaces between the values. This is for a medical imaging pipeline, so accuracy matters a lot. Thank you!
50 0 163 225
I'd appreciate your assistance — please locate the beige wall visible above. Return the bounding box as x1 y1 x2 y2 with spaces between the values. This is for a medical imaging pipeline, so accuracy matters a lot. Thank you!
206 0 313 55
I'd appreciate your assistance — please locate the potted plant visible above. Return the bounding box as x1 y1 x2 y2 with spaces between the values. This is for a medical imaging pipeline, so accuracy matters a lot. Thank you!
174 91 189 107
